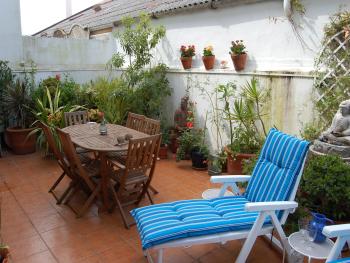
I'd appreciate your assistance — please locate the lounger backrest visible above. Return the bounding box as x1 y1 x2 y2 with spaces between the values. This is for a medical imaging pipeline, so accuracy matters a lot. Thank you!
245 128 309 203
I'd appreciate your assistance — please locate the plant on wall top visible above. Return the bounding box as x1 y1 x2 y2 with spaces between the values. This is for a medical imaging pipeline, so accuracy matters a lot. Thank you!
229 40 246 55
180 45 196 57
203 45 214 57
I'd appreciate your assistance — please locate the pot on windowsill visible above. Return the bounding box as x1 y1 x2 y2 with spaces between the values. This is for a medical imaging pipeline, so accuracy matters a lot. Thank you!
159 144 169 159
202 55 215 70
180 56 193 70
225 146 255 175
5 127 37 155
231 53 247 71
191 148 208 170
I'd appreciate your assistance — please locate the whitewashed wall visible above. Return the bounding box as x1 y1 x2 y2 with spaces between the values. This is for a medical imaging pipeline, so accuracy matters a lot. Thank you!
0 0 23 66
153 0 350 72
22 36 117 83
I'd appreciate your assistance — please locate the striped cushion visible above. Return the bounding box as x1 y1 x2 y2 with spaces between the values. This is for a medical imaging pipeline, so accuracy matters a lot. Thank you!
245 129 309 202
131 196 270 250
328 259 350 263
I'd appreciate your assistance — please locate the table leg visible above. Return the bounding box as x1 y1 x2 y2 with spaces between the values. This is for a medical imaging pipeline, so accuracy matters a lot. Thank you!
308 256 311 263
99 152 110 212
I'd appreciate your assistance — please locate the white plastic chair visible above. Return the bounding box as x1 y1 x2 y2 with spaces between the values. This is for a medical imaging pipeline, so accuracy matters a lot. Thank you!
323 224 350 262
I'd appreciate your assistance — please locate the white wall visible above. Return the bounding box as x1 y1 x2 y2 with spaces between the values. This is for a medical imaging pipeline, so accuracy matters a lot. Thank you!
22 36 117 83
0 0 23 66
153 0 350 72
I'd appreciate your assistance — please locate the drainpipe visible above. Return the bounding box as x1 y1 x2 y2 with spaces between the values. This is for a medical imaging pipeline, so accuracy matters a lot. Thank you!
283 0 292 18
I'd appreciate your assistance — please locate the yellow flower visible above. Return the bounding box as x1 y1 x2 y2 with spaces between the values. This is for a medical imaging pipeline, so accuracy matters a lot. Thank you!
205 45 213 52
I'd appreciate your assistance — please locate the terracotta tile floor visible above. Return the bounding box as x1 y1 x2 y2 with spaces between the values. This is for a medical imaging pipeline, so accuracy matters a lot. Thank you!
0 152 283 263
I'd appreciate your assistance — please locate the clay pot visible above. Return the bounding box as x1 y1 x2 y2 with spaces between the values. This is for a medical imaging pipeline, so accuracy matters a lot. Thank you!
231 53 247 71
225 147 255 175
202 55 215 70
158 144 169 159
5 127 37 155
180 57 193 70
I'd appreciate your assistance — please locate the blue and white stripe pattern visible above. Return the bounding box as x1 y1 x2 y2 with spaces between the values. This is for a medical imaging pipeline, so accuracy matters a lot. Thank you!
131 128 309 250
328 259 350 263
245 129 309 202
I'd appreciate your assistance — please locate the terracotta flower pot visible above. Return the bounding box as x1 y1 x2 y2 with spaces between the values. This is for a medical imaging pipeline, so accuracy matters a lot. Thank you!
158 144 169 159
225 147 255 175
231 53 247 71
5 127 37 155
180 57 193 70
202 55 215 70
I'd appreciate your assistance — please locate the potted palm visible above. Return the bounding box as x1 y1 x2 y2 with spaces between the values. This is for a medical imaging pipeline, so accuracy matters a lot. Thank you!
4 79 36 154
180 45 195 69
202 45 215 70
230 40 247 71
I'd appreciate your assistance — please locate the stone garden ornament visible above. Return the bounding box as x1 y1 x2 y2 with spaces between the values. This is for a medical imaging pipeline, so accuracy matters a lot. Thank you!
311 99 350 161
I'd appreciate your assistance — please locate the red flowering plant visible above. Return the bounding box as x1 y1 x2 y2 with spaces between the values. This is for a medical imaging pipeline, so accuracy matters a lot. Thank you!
186 99 195 129
180 45 196 57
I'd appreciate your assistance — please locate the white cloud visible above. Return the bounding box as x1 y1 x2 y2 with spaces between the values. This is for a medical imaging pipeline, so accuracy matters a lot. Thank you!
20 0 101 35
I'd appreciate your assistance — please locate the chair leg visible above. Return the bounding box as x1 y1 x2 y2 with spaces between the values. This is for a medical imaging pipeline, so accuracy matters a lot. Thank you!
110 185 130 229
48 171 66 194
146 190 154 205
57 183 74 204
236 212 267 263
149 185 159 194
77 183 101 218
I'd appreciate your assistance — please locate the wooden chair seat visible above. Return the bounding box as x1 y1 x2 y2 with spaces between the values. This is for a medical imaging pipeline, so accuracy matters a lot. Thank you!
108 134 161 228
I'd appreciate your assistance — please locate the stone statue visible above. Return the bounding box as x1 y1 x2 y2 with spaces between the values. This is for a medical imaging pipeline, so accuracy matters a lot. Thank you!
320 100 350 146
174 95 189 131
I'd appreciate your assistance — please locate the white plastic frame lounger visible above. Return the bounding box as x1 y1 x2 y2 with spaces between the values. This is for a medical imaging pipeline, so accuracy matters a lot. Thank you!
131 129 310 263
323 224 350 262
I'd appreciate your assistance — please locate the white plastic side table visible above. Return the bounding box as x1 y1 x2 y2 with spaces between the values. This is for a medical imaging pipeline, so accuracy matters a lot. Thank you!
202 188 235 199
288 231 334 263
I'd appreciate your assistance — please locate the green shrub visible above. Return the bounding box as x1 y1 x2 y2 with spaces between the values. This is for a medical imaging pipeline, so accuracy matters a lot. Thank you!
299 155 350 221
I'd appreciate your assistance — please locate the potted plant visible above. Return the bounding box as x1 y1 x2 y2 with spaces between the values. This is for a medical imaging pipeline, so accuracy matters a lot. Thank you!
229 40 247 71
176 129 201 161
191 144 209 170
202 45 215 70
217 78 269 174
4 79 36 154
159 126 170 159
180 45 195 69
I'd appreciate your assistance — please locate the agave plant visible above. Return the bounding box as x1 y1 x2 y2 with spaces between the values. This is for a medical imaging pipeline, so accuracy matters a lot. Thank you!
31 87 80 153
5 79 34 128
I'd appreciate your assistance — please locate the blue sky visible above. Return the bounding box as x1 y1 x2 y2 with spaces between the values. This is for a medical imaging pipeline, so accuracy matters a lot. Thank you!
20 0 101 35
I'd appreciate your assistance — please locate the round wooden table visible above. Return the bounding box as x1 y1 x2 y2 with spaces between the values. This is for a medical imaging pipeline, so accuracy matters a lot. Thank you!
62 123 148 211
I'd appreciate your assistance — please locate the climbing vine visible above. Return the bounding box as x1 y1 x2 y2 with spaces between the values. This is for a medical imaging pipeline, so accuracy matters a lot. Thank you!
301 11 350 140
314 11 350 126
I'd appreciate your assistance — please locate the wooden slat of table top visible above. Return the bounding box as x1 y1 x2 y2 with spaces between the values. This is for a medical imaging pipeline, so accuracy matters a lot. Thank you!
62 123 149 152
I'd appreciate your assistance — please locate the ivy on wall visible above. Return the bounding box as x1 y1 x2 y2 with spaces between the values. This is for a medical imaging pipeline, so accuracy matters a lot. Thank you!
314 11 350 126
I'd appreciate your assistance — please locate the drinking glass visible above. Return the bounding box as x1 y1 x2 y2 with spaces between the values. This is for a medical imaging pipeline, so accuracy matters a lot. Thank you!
298 218 309 243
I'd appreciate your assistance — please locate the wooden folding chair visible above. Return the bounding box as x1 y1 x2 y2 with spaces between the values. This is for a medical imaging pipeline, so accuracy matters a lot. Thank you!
56 128 103 217
64 110 89 126
109 134 161 229
126 112 145 131
142 117 161 135
37 122 76 204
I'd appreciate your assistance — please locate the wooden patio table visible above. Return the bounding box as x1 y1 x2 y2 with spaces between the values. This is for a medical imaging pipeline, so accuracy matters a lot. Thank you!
62 123 149 212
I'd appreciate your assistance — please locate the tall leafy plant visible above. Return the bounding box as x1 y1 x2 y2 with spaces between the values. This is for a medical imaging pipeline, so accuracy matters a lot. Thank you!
31 87 80 151
0 61 14 129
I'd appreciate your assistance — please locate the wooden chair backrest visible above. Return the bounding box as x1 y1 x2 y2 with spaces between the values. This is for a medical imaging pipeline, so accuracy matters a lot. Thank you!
126 112 145 132
56 128 95 190
37 121 62 162
142 118 160 135
119 134 161 186
64 111 89 127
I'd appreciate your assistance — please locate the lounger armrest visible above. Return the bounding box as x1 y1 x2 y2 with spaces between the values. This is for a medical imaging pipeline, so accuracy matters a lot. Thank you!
322 224 350 238
210 175 251 184
245 201 298 212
